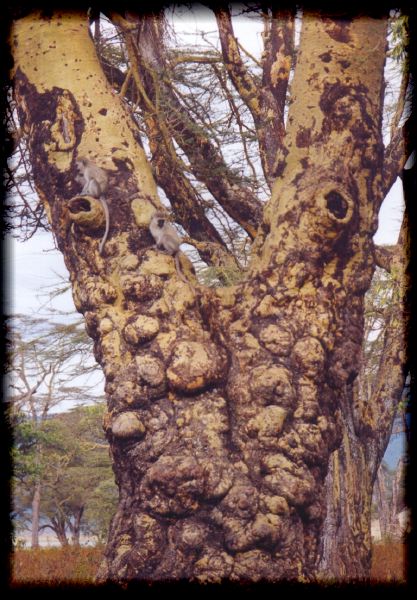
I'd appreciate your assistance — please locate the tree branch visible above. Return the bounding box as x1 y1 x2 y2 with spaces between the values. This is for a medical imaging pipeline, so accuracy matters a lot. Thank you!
213 6 260 116
381 124 406 203
213 5 286 183
169 52 222 66
389 66 409 140
261 8 295 121
111 11 263 240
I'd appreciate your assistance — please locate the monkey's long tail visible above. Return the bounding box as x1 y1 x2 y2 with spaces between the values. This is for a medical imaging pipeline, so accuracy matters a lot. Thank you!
175 252 192 286
98 197 110 255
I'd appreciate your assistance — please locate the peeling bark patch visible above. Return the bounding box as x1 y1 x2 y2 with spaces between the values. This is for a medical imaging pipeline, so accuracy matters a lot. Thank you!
296 126 312 148
274 159 287 178
323 19 352 44
319 82 373 139
338 59 351 69
14 73 83 197
325 191 348 219
319 52 332 63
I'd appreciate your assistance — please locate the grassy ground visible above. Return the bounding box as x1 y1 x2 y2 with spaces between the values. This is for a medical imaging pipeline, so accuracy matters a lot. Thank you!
370 539 406 582
10 540 406 585
10 545 104 586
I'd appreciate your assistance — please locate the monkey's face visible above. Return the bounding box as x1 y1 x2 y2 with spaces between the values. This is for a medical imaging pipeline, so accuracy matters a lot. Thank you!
151 211 168 229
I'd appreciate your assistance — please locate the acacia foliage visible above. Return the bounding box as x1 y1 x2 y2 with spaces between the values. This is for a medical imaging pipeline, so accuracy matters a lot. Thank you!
13 404 117 546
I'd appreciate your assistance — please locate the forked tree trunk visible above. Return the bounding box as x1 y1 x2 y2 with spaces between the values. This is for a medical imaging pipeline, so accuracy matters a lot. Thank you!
12 11 391 581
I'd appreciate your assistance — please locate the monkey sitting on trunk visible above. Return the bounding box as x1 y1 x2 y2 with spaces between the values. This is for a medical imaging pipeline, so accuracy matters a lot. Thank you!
149 212 190 284
75 157 110 255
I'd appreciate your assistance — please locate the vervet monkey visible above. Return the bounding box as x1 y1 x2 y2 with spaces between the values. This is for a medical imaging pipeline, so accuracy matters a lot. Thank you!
75 157 110 255
149 212 189 284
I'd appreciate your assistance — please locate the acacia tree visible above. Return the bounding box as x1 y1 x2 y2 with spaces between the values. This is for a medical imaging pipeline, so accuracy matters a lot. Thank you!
36 405 116 547
8 314 100 548
10 6 411 582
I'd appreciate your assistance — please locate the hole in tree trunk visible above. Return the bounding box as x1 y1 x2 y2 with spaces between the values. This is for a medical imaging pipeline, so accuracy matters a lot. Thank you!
70 198 92 212
325 190 348 219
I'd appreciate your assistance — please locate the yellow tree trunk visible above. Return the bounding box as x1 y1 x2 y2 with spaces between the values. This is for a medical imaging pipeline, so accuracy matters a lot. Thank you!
12 11 391 582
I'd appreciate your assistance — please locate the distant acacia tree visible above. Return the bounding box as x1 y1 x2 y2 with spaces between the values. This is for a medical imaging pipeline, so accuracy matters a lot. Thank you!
9 6 411 581
8 314 101 547
36 405 117 547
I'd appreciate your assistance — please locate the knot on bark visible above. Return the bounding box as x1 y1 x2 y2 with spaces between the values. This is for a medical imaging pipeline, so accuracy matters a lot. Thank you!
249 365 294 407
289 177 354 251
246 406 288 445
260 494 289 515
258 324 294 355
140 455 206 516
310 182 354 240
124 315 160 345
121 273 164 302
68 195 106 231
136 354 166 390
262 453 316 506
202 461 234 501
74 279 118 310
171 519 210 552
292 336 326 376
130 513 166 573
194 549 234 582
325 189 349 219
219 484 259 519
167 340 227 393
222 512 284 553
109 367 149 406
111 410 146 439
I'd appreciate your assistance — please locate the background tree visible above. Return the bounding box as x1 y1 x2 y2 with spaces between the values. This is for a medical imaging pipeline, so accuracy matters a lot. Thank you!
11 396 116 548
372 456 408 540
36 405 117 547
9 6 411 582
7 313 102 547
